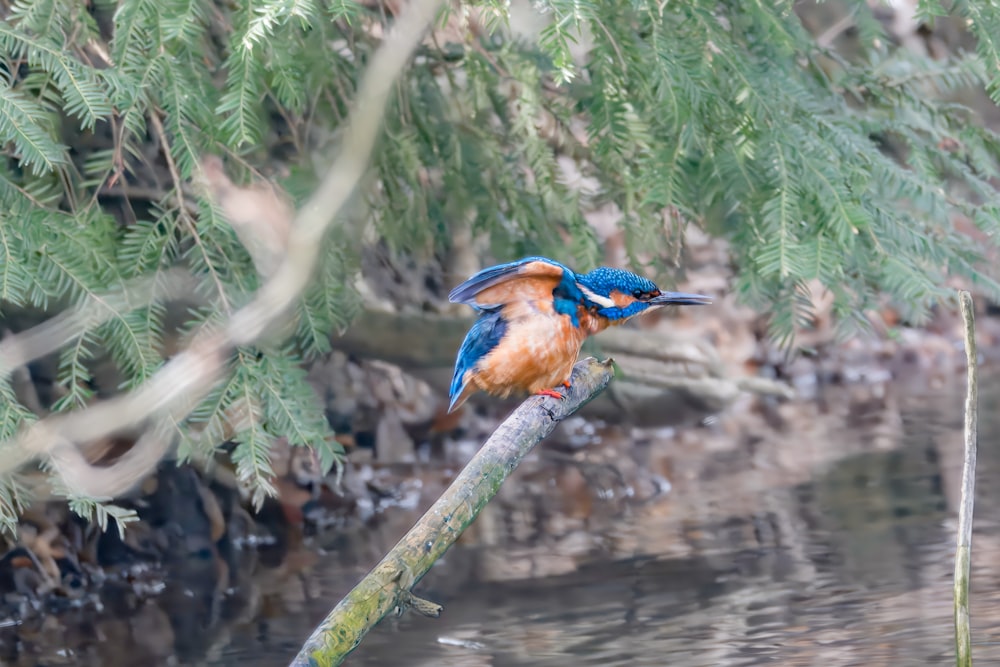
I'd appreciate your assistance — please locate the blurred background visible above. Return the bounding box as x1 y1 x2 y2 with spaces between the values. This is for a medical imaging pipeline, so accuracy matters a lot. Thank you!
0 0 999 664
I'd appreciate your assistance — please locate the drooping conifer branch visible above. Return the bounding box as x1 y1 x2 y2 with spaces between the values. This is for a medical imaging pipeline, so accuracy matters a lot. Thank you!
0 0 446 511
1 0 1000 525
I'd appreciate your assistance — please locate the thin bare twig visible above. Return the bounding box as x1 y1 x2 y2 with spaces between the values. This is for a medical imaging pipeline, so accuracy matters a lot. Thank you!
815 13 855 49
954 290 977 667
0 270 198 380
149 110 233 313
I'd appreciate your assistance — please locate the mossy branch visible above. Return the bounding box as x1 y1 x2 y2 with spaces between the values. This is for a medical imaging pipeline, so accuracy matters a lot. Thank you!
954 290 977 667
289 357 615 667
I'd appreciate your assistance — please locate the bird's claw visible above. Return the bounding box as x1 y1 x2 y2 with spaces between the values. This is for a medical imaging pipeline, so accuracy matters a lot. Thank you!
535 388 565 400
535 387 567 420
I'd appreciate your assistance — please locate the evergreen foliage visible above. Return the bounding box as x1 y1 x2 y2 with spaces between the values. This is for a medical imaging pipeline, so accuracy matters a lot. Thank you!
1 0 1000 521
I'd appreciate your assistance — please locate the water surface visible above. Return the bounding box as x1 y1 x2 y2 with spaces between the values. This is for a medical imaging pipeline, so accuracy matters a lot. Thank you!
200 374 1000 666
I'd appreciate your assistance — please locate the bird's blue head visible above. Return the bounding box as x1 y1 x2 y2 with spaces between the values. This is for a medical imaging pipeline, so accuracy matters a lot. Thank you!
575 267 712 321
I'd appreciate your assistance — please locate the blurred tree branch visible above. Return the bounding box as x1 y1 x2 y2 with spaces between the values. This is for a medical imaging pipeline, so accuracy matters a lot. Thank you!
0 0 446 511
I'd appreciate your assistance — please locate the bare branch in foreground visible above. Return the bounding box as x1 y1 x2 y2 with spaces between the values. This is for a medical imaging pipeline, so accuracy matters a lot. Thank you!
954 290 977 667
0 270 198 379
0 0 446 501
290 358 616 667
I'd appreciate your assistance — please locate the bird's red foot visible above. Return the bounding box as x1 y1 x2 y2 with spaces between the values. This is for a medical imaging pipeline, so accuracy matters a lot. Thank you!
560 380 571 389
535 388 565 400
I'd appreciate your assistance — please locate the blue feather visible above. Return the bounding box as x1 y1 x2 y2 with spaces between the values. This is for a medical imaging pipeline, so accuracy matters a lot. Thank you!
578 267 658 298
575 268 655 321
449 309 508 410
551 293 580 327
449 256 572 308
595 301 647 321
578 268 710 319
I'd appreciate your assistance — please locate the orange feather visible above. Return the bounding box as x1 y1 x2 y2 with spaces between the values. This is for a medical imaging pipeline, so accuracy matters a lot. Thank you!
457 301 588 402
464 260 565 308
472 276 561 307
609 289 637 309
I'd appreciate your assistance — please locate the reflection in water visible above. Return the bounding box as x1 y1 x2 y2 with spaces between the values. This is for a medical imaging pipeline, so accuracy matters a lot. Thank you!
205 374 1000 666
9 375 1000 666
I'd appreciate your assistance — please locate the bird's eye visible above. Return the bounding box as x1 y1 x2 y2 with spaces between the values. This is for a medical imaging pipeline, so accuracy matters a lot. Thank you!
632 289 645 299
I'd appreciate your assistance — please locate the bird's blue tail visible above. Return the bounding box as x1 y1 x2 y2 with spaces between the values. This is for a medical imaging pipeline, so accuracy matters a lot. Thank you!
448 309 508 412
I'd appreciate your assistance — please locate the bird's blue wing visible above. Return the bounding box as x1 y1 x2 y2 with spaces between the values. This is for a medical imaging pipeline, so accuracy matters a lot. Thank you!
449 256 573 310
449 309 508 411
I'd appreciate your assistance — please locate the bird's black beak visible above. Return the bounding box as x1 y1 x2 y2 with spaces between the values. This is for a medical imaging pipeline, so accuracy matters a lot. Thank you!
649 291 712 306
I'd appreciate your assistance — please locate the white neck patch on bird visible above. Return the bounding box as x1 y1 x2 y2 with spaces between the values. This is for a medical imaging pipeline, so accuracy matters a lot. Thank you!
577 284 616 309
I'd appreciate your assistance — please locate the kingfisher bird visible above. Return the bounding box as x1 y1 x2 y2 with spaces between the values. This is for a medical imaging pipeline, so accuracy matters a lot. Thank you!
447 256 711 412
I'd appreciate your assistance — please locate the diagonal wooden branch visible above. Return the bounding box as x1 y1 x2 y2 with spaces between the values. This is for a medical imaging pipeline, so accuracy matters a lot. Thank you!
290 358 616 667
0 0 446 497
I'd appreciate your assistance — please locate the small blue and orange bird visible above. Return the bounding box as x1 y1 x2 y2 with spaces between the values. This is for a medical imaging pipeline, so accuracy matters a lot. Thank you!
447 256 711 412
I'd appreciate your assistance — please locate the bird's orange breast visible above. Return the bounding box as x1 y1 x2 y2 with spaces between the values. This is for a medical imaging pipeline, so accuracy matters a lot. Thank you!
466 300 588 398
577 307 613 334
